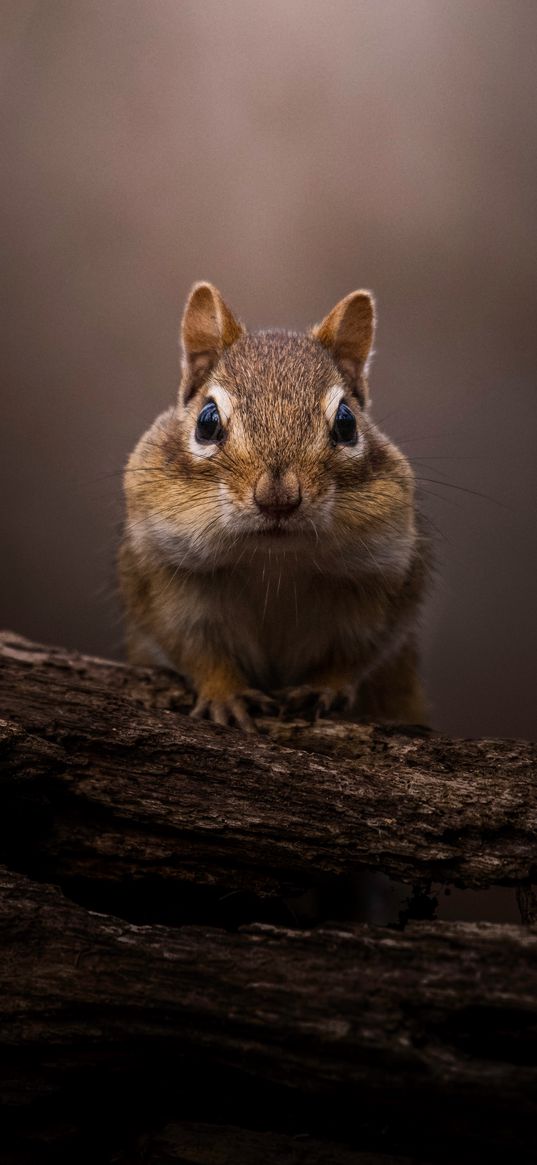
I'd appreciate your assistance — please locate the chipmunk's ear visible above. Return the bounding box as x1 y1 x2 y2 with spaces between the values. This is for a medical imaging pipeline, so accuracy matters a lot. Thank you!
312 290 376 406
180 282 244 404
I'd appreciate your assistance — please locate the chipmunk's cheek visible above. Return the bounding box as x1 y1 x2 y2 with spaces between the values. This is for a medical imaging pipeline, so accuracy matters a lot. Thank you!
310 480 337 520
218 482 241 524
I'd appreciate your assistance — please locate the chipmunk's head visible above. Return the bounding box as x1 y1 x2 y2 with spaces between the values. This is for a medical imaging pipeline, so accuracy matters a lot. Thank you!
127 282 415 575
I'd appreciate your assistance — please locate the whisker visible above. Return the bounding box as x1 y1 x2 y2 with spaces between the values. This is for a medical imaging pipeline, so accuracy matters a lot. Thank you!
415 486 464 510
414 477 507 508
307 516 320 546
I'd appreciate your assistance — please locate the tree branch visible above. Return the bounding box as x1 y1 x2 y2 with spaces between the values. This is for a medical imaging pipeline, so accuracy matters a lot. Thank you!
1 867 536 1160
1 632 535 899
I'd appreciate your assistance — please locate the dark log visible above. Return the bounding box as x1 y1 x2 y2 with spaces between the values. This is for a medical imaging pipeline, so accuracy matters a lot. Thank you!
130 1122 415 1164
1 867 537 1162
1 632 536 900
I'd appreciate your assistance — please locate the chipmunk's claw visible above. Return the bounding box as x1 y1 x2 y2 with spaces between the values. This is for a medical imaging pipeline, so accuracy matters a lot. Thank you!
242 688 280 717
191 695 256 733
191 688 277 733
282 683 356 721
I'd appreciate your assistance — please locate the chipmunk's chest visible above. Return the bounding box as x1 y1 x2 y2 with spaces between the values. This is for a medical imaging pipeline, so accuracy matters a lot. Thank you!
217 559 386 687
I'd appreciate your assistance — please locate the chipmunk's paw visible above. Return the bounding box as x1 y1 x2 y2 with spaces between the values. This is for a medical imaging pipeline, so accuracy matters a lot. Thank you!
191 688 277 733
282 683 356 721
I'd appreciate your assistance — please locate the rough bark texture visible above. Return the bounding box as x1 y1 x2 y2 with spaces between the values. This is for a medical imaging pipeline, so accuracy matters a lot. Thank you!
1 867 537 1163
1 632 536 901
1 632 537 1163
121 1122 421 1164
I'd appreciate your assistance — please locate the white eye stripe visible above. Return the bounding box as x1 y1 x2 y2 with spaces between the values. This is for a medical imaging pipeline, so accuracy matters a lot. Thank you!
208 384 233 424
188 432 219 459
322 384 346 426
339 440 364 459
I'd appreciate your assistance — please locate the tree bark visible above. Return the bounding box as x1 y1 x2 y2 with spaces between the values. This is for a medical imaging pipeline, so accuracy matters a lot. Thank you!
1 632 536 901
1 867 536 1162
2 632 537 1161
126 1121 424 1164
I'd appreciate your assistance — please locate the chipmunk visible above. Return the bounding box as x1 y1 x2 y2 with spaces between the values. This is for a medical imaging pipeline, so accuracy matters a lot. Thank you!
119 282 430 731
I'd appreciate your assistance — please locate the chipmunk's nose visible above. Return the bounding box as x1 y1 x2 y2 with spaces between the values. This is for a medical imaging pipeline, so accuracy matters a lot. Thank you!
254 469 301 521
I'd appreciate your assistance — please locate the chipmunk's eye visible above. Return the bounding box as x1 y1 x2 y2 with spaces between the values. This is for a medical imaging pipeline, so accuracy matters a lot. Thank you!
332 401 358 445
195 400 223 443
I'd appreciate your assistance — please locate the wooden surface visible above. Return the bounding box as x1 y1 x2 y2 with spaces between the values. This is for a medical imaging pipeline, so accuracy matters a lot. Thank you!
129 1123 415 1164
1 631 536 1163
1 866 537 1162
1 631 536 898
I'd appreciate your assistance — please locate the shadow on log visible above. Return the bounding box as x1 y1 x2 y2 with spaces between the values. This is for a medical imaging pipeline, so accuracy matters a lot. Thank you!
1 633 537 1163
120 1122 423 1163
1 867 537 1163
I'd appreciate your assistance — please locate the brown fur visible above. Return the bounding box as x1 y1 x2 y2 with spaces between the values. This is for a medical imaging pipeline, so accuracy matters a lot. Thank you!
118 282 430 731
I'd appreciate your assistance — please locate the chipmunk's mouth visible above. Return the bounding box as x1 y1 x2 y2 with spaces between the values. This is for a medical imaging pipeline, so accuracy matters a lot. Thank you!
245 516 309 542
257 522 294 536
231 505 313 542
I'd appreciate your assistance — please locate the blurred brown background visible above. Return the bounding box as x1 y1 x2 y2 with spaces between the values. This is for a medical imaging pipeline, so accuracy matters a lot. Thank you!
1 1 535 739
